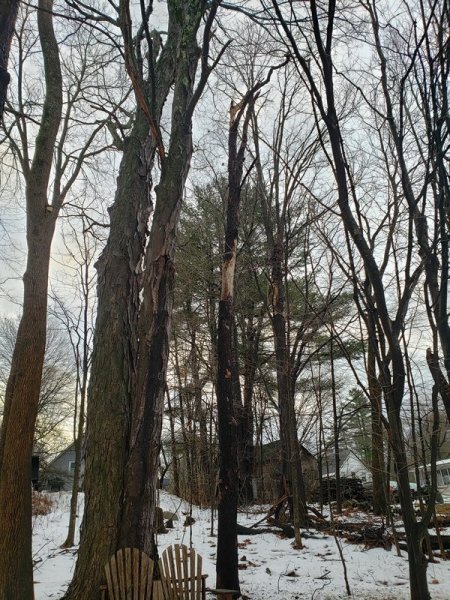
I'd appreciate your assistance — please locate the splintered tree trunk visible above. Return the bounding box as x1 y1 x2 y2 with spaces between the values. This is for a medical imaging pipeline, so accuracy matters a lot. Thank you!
119 184 181 555
62 110 152 600
118 0 207 552
216 96 256 595
64 6 188 592
0 3 61 597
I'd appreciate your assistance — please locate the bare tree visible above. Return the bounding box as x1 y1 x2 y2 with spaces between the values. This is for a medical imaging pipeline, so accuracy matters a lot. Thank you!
65 1 226 596
216 59 287 591
51 215 97 548
0 3 116 596
267 1 435 597
0 3 63 595
0 316 75 453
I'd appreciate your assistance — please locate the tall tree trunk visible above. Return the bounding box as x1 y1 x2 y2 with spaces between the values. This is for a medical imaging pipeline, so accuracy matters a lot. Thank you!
64 8 187 593
216 94 257 595
191 329 209 504
63 109 152 600
388 394 429 600
367 328 387 515
330 337 341 515
166 387 180 496
252 98 307 529
62 260 90 548
0 0 19 119
270 239 307 532
0 2 62 597
174 337 195 500
216 290 240 594
239 311 262 503
118 0 208 553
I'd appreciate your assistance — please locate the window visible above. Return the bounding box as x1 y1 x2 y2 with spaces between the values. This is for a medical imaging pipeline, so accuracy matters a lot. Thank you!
68 461 76 474
440 467 450 485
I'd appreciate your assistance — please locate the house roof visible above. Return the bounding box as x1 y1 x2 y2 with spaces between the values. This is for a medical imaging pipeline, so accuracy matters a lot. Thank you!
47 437 84 468
322 448 368 476
261 439 315 463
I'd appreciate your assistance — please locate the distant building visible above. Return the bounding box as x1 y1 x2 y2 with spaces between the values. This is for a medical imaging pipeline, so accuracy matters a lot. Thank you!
253 440 318 501
322 448 371 483
45 439 84 491
413 458 450 498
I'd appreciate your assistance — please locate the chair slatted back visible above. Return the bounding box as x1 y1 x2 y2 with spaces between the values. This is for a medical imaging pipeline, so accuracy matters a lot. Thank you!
104 548 154 600
159 544 205 600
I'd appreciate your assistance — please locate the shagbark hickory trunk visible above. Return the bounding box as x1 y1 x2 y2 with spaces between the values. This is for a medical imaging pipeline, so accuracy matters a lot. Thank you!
64 3 191 592
118 0 210 553
0 2 62 598
62 109 153 600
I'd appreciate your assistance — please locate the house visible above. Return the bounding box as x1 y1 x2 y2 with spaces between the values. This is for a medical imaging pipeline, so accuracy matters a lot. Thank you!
412 458 450 499
322 448 372 483
45 439 85 491
253 440 319 502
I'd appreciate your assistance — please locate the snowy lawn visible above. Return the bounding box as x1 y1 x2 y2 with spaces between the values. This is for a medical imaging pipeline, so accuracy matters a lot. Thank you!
33 491 450 599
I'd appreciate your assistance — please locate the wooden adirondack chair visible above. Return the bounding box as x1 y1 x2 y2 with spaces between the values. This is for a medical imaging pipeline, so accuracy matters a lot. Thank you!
100 548 155 600
159 544 207 600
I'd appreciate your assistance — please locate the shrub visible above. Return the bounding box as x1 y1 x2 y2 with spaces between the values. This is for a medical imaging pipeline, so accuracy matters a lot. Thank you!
32 492 54 516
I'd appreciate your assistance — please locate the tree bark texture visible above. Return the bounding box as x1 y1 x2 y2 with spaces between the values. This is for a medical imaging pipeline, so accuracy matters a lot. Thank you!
62 109 153 599
118 0 208 554
216 293 240 593
367 329 387 515
0 2 62 597
216 98 256 595
239 312 262 503
0 0 19 119
64 4 193 593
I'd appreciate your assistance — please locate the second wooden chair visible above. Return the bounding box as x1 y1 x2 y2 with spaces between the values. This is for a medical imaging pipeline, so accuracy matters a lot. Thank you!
159 544 207 600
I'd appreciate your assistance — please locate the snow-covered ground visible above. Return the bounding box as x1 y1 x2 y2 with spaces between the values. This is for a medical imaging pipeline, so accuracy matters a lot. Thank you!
33 491 450 599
